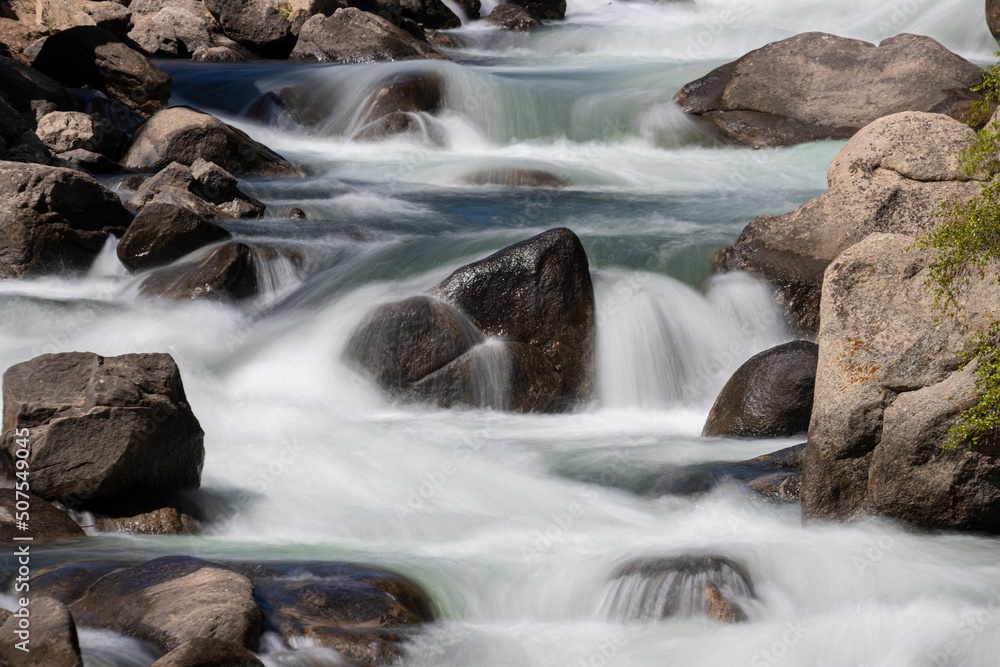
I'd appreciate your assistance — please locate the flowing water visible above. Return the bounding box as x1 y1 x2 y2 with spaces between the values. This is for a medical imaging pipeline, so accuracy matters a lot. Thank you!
4 0 1000 664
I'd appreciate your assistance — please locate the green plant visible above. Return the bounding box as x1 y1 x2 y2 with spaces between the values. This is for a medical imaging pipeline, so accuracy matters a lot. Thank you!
276 1 293 18
913 56 1000 451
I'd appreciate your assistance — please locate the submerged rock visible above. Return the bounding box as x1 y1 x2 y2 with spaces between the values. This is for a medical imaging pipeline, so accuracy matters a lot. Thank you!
803 233 1000 533
122 106 301 177
139 241 261 302
351 71 442 140
26 26 172 117
290 7 448 63
600 556 753 623
0 352 205 510
703 341 818 438
0 160 132 278
674 32 985 148
461 167 567 187
70 556 264 652
715 111 984 331
0 597 83 667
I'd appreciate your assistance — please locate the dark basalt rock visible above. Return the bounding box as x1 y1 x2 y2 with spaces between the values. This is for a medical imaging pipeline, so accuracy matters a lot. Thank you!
0 352 205 510
703 341 819 438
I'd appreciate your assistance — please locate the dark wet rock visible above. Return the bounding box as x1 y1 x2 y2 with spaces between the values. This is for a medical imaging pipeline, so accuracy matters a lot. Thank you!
35 110 127 158
0 352 205 510
433 227 595 401
461 167 567 187
345 295 483 391
70 556 264 652
151 638 265 667
351 71 442 139
400 17 424 41
32 561 133 606
703 341 818 438
243 562 434 665
0 54 74 119
122 107 301 177
204 0 294 58
803 234 1000 532
139 241 261 301
484 4 537 31
411 341 564 412
0 161 131 277
715 112 983 331
509 0 561 19
0 95 57 164
0 597 83 666
95 506 199 534
990 0 1000 45
452 0 479 17
246 86 324 128
0 488 85 542
601 556 753 623
290 7 448 63
746 471 800 501
26 26 171 117
674 32 985 148
117 202 231 271
284 206 308 219
399 0 460 29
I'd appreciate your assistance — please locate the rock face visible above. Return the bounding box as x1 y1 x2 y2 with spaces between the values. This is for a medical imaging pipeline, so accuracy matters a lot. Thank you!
484 4 537 31
715 112 984 331
70 556 264 652
600 556 753 623
139 241 261 301
0 597 83 667
26 26 172 117
122 107 300 176
117 202 231 271
151 638 265 667
399 0 460 29
204 0 294 58
802 234 1000 532
703 341 818 438
433 227 595 401
675 33 985 148
0 161 132 278
0 352 205 509
244 562 435 665
0 488 86 542
290 7 447 63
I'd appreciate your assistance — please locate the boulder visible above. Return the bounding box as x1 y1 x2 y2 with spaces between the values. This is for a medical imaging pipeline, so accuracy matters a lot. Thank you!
82 1 134 39
128 6 237 58
35 110 127 158
410 341 564 412
35 0 96 33
70 556 264 652
452 0 478 18
715 112 984 331
0 352 205 509
399 0 459 29
190 43 247 61
508 0 561 20
151 638 264 667
95 505 199 534
122 106 301 177
139 241 261 301
484 3 537 31
0 488 86 542
0 597 82 666
345 295 483 391
674 32 986 148
0 54 74 117
0 161 132 277
0 95 56 164
58 147 125 174
126 159 266 218
703 341 818 438
117 202 231 271
988 0 1000 45
0 18 39 62
32 561 133 605
461 167 567 187
245 86 325 128
746 471 801 501
203 0 294 58
350 71 442 139
26 26 171 117
290 7 447 63
243 562 434 665
802 233 1000 532
432 227 595 401
600 556 753 623
287 0 343 35
425 28 458 48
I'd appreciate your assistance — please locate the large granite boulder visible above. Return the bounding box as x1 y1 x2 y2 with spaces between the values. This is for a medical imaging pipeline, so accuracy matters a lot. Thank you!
34 110 127 158
290 7 447 63
122 106 300 176
714 111 984 331
703 341 818 437
203 0 295 58
802 234 1000 532
0 161 132 278
675 32 985 148
0 352 205 510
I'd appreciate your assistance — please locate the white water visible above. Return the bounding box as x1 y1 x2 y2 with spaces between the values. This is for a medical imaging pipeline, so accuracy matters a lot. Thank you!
5 1 1000 665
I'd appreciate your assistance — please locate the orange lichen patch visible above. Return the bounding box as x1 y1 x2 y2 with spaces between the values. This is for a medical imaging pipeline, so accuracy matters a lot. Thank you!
838 337 882 384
